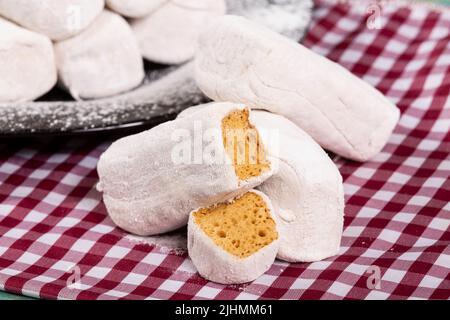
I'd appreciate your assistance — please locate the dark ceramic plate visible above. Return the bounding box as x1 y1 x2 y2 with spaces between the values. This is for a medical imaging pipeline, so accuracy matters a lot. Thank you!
0 0 313 138
0 62 210 138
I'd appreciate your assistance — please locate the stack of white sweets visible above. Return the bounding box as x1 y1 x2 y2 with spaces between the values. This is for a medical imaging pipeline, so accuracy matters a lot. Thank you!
0 0 226 102
97 16 400 284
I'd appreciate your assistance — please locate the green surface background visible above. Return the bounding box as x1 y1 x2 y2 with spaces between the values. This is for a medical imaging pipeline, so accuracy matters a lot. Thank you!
0 292 32 300
431 0 450 5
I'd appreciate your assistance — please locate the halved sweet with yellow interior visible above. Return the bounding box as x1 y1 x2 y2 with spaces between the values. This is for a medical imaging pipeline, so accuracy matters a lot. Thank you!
221 108 271 182
188 190 279 284
98 102 275 237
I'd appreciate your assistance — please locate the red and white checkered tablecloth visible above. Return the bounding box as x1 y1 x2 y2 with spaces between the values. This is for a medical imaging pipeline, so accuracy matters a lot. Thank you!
0 0 449 300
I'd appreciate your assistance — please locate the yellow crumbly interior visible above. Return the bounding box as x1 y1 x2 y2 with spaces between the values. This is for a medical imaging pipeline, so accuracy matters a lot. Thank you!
222 109 270 181
193 192 278 259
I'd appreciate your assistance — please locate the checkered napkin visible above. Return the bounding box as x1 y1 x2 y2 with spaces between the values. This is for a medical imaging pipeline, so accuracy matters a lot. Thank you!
0 0 449 300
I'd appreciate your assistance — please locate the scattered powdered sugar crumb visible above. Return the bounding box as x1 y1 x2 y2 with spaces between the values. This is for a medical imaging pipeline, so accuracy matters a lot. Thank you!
227 283 250 291
125 229 188 255
227 0 313 40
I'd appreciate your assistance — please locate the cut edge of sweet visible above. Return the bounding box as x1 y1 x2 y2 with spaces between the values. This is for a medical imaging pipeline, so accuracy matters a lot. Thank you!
193 191 278 259
221 108 271 181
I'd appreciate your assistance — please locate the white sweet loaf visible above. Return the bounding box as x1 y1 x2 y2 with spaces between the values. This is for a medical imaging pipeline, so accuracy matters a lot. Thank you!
195 15 400 162
131 0 226 65
0 17 57 103
188 190 279 284
179 105 345 262
106 0 165 18
251 111 344 262
54 10 144 100
97 103 274 236
0 0 104 41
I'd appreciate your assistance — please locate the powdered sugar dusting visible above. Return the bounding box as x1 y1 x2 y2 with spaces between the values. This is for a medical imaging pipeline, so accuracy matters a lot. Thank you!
227 0 313 40
0 0 313 136
0 62 207 134
125 229 188 255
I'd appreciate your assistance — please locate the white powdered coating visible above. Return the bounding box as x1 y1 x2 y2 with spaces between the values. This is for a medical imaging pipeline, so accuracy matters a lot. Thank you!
179 105 345 262
54 10 145 100
195 15 401 161
226 0 313 40
131 0 226 65
97 103 274 236
0 18 57 103
251 111 344 262
188 190 279 284
0 0 104 41
106 0 168 18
